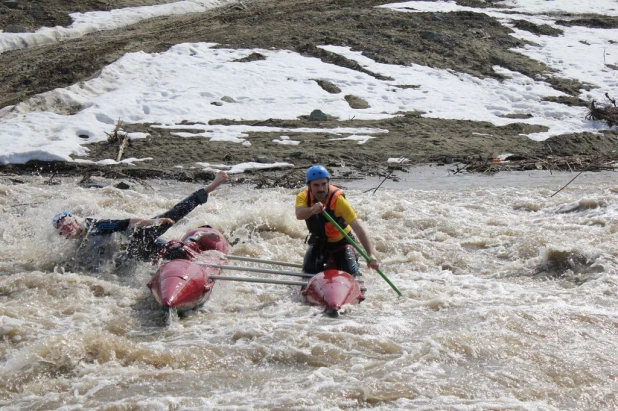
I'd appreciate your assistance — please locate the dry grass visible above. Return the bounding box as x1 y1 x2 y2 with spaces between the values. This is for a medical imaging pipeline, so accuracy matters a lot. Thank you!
104 118 130 161
586 93 618 127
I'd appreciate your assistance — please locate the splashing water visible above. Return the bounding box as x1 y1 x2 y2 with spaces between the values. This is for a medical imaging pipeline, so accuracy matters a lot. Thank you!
1 169 618 409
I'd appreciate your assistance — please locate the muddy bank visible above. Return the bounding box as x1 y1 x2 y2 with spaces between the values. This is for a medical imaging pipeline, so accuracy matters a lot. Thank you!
2 118 616 188
1 0 617 187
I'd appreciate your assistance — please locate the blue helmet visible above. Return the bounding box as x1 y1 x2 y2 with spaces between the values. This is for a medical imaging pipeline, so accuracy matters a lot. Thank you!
52 211 72 228
306 165 330 184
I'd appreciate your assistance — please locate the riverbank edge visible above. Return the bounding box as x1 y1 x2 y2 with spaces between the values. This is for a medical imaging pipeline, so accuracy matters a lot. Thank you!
2 152 617 189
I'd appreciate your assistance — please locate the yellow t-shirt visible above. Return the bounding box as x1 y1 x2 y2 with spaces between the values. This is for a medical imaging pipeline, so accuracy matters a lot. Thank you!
295 189 357 242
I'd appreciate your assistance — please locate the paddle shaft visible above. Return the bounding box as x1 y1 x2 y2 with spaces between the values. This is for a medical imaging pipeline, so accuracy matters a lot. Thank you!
321 212 403 297
197 263 314 278
209 275 307 286
224 255 303 268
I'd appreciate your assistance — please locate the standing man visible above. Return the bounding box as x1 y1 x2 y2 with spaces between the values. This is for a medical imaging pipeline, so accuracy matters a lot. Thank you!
295 165 379 277
53 170 228 272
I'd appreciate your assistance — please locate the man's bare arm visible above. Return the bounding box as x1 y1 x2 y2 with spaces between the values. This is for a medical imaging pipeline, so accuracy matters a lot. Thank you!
349 219 380 269
296 202 325 220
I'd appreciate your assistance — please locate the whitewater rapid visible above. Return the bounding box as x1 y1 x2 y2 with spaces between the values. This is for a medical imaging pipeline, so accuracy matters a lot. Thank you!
1 168 617 409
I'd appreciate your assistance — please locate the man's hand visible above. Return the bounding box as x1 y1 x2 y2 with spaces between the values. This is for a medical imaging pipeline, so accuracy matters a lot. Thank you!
367 255 380 270
154 218 175 226
311 202 325 215
296 202 326 220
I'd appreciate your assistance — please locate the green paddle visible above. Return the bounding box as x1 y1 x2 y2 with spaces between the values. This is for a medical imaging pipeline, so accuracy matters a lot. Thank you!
322 212 403 297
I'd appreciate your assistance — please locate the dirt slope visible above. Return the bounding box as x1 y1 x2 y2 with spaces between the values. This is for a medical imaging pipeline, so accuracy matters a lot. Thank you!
1 0 616 186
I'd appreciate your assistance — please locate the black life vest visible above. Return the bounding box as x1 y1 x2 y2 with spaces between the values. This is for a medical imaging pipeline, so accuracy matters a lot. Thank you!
305 184 349 243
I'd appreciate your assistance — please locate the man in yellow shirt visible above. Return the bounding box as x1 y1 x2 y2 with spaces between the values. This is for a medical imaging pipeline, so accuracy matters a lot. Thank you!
295 165 379 277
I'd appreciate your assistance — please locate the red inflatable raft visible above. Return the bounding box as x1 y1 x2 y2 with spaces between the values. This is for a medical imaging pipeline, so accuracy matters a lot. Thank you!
181 226 229 254
147 226 229 312
302 269 365 314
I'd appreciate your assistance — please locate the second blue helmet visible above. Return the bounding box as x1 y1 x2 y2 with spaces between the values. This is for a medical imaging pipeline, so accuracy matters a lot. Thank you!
52 211 72 228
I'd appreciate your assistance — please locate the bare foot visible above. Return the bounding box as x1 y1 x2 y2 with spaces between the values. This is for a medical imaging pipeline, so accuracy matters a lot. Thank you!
205 170 228 193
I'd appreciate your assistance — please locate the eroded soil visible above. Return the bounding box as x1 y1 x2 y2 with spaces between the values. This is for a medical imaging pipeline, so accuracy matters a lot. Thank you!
1 0 617 187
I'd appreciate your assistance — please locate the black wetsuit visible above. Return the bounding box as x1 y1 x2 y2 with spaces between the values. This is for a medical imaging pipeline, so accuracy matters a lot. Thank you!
71 189 209 272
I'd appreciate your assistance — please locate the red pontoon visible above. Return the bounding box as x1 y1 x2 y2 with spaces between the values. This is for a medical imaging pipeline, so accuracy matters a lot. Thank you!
147 226 229 312
148 226 368 314
302 269 365 315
